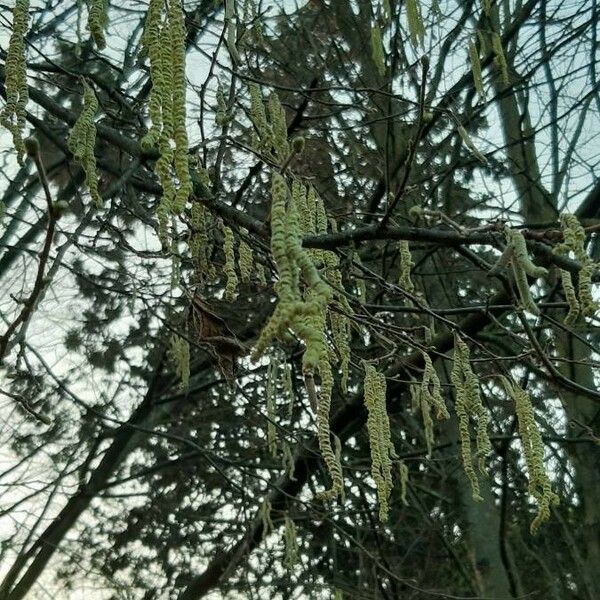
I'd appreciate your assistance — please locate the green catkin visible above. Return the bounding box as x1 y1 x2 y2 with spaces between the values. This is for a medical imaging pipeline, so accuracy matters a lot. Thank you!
282 440 295 480
313 201 352 394
141 0 164 149
168 0 192 213
330 309 350 393
256 263 267 286
415 353 449 456
452 371 480 498
316 345 344 502
477 29 488 56
406 0 425 47
87 0 108 49
506 228 548 278
469 41 485 99
399 461 409 506
560 269 580 325
1 0 30 163
268 92 290 163
222 223 239 301
398 240 415 292
370 26 386 77
283 363 294 418
225 0 241 65
238 235 254 283
283 514 299 569
266 357 278 457
190 201 211 278
554 214 599 319
422 352 450 419
306 310 341 495
252 174 342 500
314 197 328 270
578 263 598 318
146 1 174 230
253 174 332 361
491 31 510 85
293 180 310 235
555 214 586 258
482 0 491 15
169 334 190 389
512 261 539 315
417 381 435 456
451 334 492 500
363 363 395 522
329 310 354 394
251 175 295 357
457 125 488 164
505 228 547 315
248 83 271 152
142 0 191 245
260 498 274 540
215 84 228 127
68 82 102 208
500 377 559 533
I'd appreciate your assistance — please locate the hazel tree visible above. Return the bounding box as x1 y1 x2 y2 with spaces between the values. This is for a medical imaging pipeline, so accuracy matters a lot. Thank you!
0 1 599 599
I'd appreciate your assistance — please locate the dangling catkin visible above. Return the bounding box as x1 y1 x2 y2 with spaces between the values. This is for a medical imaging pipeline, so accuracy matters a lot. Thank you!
560 269 580 325
87 0 108 49
469 40 485 99
283 514 299 569
68 82 102 208
222 223 239 301
505 227 547 315
451 334 492 501
363 363 395 522
406 0 425 47
1 0 30 163
141 0 191 246
491 31 510 85
260 498 274 540
554 214 598 319
398 240 415 292
252 174 342 501
265 357 278 457
499 376 559 533
371 26 386 77
169 334 190 389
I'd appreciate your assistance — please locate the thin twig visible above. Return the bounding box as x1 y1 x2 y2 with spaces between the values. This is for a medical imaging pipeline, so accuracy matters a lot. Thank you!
0 139 59 363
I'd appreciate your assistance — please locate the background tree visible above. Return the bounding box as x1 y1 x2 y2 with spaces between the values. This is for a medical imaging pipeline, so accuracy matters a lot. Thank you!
0 1 599 599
